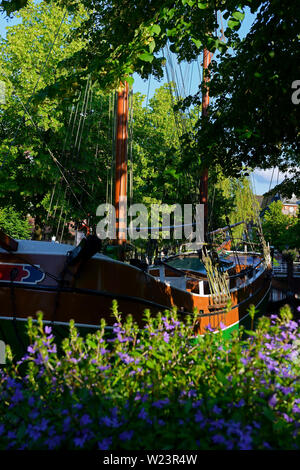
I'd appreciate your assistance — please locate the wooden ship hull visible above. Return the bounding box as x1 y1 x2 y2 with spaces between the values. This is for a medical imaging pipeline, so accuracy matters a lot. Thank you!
0 238 272 345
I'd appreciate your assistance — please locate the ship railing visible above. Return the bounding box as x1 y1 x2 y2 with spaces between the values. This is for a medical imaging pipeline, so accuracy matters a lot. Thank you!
272 261 300 278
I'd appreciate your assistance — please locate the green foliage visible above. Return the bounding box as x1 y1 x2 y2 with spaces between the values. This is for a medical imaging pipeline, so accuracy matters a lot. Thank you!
0 0 28 16
0 303 299 449
131 84 200 208
262 201 299 250
0 206 31 239
194 0 300 192
50 0 251 89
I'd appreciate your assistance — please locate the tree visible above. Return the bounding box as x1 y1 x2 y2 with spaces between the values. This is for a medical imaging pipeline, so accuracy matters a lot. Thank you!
0 1 115 239
46 0 259 89
262 200 299 250
130 83 200 208
193 0 300 195
0 206 31 239
0 0 28 15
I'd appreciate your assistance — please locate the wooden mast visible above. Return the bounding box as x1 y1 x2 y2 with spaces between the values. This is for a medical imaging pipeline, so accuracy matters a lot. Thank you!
115 81 129 245
200 48 211 237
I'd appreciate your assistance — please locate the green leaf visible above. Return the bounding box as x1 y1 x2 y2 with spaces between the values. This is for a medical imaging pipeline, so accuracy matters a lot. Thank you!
139 52 154 63
197 1 208 9
149 39 156 53
86 338 97 349
263 406 275 422
151 24 161 35
182 0 195 5
166 28 177 37
125 75 134 86
146 360 155 369
227 19 240 29
192 37 202 49
232 11 245 21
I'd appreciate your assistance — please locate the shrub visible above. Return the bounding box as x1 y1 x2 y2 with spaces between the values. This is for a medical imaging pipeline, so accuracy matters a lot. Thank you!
0 303 299 450
0 207 32 239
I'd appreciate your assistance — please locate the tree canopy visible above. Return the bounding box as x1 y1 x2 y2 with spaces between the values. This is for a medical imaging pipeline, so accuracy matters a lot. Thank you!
42 0 299 194
262 200 299 251
192 0 300 197
0 0 298 243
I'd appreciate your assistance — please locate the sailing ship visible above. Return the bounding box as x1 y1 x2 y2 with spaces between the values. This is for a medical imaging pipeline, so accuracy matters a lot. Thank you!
0 49 272 351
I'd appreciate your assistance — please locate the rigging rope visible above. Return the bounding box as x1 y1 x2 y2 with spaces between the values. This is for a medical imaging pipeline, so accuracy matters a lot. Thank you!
0 7 67 171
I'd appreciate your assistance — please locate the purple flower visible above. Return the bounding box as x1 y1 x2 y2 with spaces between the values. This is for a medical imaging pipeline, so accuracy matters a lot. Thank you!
258 351 267 361
27 424 41 441
98 437 113 450
119 430 134 442
74 436 87 448
212 434 226 445
187 389 197 398
283 413 293 423
63 416 71 432
288 320 298 330
241 357 250 366
280 386 294 395
292 404 300 414
100 416 121 428
268 394 277 408
263 441 272 449
212 404 222 415
45 325 52 335
194 410 204 423
27 345 35 354
209 419 225 431
117 352 134 364
29 409 39 420
163 332 170 343
80 414 92 427
36 418 48 432
192 399 204 408
11 389 23 403
205 324 215 332
7 431 17 440
48 426 56 437
138 407 148 421
235 399 245 408
134 392 148 403
72 403 83 410
152 398 170 409
0 424 5 436
238 435 253 450
45 435 61 449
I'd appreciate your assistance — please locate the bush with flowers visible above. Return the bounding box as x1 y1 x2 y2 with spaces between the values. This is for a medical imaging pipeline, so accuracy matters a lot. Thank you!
0 301 299 450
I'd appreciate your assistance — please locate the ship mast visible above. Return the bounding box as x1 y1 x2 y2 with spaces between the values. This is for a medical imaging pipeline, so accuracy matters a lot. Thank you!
199 48 211 237
114 81 129 245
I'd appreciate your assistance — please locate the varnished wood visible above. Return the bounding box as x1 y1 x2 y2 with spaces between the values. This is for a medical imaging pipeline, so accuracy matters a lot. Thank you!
0 229 18 252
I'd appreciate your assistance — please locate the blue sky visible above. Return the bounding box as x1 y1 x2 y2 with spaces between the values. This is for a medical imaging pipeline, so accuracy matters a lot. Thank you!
0 6 284 196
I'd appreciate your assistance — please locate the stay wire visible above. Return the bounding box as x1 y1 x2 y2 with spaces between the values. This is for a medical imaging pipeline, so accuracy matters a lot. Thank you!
0 7 67 171
17 94 95 204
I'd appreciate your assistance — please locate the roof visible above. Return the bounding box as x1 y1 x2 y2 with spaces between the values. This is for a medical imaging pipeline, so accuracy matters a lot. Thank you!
256 192 300 216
